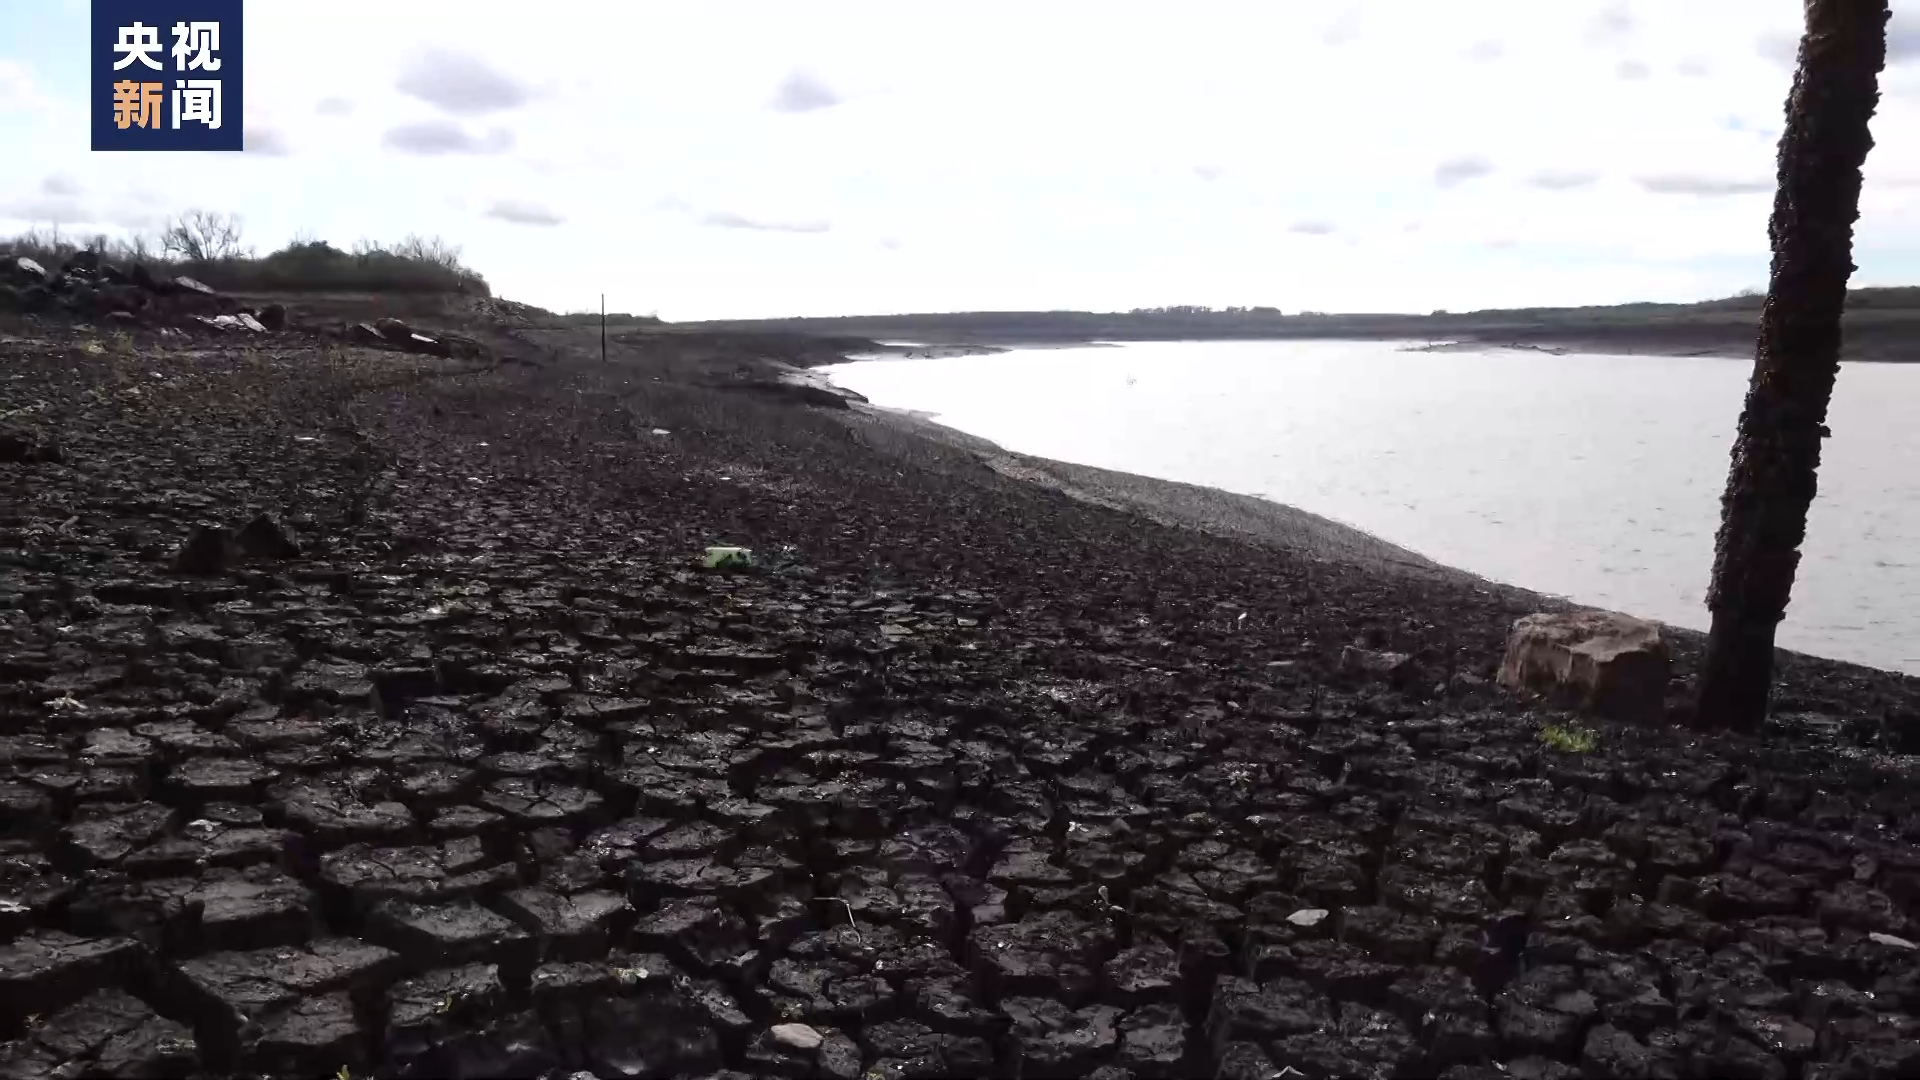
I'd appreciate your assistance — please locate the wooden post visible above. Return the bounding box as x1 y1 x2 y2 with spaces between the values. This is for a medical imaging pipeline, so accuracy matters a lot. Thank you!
600 293 607 363
1696 0 1888 731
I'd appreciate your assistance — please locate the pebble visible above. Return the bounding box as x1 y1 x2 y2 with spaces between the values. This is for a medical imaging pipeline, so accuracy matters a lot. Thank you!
770 1022 824 1051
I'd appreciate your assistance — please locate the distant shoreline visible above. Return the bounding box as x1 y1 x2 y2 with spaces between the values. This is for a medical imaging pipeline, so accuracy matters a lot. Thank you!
688 288 1920 363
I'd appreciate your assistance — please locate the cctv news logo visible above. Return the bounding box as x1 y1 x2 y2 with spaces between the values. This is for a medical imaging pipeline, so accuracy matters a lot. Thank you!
91 0 244 151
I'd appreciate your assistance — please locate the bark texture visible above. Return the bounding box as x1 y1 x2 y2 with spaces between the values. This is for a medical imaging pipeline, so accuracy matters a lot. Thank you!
1698 0 1890 731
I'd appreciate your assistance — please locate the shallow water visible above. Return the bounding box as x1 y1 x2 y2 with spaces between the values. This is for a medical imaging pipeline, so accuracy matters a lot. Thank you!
825 340 1920 675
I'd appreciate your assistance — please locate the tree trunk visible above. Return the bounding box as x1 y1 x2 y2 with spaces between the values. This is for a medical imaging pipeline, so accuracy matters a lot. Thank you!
1696 0 1889 731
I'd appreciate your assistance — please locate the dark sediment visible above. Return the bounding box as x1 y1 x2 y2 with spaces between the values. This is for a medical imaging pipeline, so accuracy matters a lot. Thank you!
2 303 1920 1079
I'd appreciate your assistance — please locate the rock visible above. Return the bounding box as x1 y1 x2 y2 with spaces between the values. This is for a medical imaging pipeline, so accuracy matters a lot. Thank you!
1287 908 1330 928
236 512 301 559
374 317 413 341
770 1022 824 1051
8 256 48 284
438 332 485 359
1498 610 1669 723
408 332 454 358
173 275 217 296
97 283 147 314
173 524 237 575
1340 646 1413 683
65 283 103 312
254 303 288 331
194 313 267 333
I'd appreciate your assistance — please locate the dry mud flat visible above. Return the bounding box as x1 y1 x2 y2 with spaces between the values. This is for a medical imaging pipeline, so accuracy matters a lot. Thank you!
3 319 1920 1080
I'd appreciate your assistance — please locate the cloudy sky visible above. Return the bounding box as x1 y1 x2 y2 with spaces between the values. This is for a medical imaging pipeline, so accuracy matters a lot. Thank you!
4 1 1920 320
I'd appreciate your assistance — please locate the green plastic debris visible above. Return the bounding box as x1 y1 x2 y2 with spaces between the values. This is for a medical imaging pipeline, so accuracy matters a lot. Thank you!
702 546 755 570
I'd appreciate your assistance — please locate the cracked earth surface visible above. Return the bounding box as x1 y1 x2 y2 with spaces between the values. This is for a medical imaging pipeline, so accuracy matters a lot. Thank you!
4 317 1920 1079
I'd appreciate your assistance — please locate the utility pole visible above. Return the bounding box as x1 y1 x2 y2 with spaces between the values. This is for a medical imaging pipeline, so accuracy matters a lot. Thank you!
601 293 607 363
1696 0 1889 731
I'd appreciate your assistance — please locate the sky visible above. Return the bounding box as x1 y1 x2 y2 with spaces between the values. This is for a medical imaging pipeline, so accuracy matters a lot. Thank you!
4 1 1920 321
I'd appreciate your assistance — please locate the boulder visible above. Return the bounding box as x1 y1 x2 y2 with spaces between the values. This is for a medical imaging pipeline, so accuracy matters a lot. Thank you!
7 256 48 285
373 317 413 341
1498 610 1669 723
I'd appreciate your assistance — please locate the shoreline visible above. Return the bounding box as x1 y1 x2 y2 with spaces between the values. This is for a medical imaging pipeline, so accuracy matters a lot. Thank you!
849 401 1499 588
819 351 1910 679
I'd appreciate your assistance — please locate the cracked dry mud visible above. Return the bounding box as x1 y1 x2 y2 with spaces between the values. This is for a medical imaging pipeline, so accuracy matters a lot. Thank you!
4 313 1920 1079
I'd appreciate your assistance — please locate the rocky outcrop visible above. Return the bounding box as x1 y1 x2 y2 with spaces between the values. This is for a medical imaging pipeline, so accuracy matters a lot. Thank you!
1498 609 1670 722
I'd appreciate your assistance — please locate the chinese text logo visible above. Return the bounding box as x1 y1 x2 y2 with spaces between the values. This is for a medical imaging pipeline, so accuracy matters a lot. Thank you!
92 1 244 151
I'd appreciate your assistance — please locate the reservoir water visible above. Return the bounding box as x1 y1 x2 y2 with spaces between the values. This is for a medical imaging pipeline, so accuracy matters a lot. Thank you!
825 340 1920 675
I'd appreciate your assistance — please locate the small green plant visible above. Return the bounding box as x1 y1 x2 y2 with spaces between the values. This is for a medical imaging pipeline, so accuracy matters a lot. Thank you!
1539 723 1597 754
334 1068 352 1080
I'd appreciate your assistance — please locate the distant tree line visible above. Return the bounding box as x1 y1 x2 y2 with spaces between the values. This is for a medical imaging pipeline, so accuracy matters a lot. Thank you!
1126 305 1283 315
2 211 490 296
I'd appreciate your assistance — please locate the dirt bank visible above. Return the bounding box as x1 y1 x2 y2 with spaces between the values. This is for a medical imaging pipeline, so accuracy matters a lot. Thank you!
3 300 1919 1079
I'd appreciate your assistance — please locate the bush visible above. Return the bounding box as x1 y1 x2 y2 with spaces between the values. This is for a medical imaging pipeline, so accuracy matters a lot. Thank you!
2 215 490 297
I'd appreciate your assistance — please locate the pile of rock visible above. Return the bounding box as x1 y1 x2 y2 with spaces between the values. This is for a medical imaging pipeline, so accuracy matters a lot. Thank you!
343 317 483 360
0 250 480 359
0 249 286 335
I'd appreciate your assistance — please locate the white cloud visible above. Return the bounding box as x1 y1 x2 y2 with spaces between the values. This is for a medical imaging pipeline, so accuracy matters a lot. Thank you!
0 0 1913 320
770 71 839 113
484 199 563 226
381 121 513 155
396 50 533 115
245 126 293 156
701 210 829 234
1435 157 1495 188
